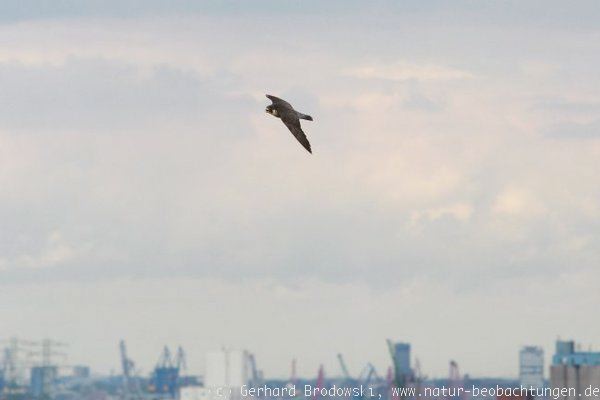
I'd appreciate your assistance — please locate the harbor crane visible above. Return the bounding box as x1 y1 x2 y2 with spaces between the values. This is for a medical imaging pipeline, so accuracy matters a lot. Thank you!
119 340 143 400
337 353 352 381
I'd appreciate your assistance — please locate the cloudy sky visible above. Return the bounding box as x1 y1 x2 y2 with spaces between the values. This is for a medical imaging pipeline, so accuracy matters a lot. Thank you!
1 0 600 379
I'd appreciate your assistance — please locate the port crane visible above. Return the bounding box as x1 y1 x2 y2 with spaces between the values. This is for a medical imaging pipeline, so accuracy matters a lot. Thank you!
448 360 464 400
337 353 352 381
247 353 262 386
119 340 143 400
358 363 379 386
312 365 325 400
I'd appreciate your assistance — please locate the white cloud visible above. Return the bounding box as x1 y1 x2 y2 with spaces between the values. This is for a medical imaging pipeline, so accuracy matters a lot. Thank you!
0 231 87 271
344 62 474 82
492 187 547 218
410 203 473 224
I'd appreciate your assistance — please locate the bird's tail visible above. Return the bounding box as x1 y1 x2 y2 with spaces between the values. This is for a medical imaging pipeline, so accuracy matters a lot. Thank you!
297 112 313 121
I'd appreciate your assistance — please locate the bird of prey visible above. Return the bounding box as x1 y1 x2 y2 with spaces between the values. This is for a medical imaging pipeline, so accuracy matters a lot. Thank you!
265 94 313 153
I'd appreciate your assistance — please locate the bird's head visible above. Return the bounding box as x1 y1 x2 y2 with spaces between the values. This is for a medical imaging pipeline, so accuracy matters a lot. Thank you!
265 105 278 117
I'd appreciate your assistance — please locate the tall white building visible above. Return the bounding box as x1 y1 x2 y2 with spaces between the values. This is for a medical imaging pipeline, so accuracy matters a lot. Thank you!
181 349 252 400
520 346 544 389
205 349 250 388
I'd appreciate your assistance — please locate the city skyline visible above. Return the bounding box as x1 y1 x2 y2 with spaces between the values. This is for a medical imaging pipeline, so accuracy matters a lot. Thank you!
1 335 589 381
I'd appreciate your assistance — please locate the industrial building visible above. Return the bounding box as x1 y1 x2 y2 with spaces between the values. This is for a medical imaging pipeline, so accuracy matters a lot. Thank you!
519 346 544 389
386 339 412 388
552 340 600 366
30 366 58 398
550 340 600 400
148 346 187 397
392 343 411 378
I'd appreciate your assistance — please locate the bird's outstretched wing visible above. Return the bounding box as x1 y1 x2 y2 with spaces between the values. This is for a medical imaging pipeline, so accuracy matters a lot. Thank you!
266 94 292 109
281 114 312 154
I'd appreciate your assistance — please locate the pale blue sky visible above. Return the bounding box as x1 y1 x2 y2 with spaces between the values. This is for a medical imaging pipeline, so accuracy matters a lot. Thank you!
1 1 599 379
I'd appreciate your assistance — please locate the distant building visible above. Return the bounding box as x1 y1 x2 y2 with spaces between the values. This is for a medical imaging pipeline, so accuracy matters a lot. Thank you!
386 341 412 388
393 342 411 377
187 349 251 400
152 366 179 396
550 340 600 400
30 366 58 398
552 340 600 366
205 349 249 388
519 346 544 389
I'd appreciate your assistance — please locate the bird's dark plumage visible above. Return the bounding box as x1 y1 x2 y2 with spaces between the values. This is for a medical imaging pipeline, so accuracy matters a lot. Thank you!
265 94 313 153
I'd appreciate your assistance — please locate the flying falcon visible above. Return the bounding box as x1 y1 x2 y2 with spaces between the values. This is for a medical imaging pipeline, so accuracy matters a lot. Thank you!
265 94 313 153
